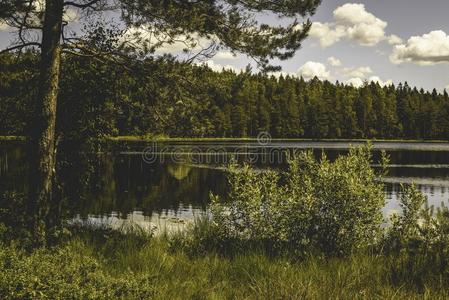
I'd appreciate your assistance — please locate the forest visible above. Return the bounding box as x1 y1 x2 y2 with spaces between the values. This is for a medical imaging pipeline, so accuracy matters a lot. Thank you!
2 51 449 141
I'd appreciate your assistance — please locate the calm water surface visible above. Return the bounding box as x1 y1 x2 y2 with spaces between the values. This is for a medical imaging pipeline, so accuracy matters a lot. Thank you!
1 141 449 230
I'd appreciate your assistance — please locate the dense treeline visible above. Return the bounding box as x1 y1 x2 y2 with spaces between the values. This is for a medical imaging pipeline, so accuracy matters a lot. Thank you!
1 52 449 140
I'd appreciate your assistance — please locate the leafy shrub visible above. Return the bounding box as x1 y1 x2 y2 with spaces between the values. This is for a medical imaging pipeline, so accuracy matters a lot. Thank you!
383 184 449 286
384 184 449 253
210 145 388 256
0 242 156 299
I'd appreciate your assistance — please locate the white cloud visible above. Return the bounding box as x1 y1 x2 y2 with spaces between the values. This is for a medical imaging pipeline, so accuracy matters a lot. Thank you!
0 5 76 31
156 35 213 54
333 3 381 26
309 3 392 48
34 0 45 12
28 0 45 26
368 76 393 87
346 76 393 88
309 22 345 48
0 0 45 29
63 8 78 22
346 77 365 88
342 66 373 78
388 34 403 45
156 40 194 54
298 61 330 80
214 51 237 60
0 21 9 31
123 26 217 56
390 30 449 65
334 3 387 46
200 60 240 73
327 56 342 67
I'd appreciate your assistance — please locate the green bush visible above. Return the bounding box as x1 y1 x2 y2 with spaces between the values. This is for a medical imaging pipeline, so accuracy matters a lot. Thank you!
0 242 156 299
383 184 449 286
385 184 449 252
210 145 388 256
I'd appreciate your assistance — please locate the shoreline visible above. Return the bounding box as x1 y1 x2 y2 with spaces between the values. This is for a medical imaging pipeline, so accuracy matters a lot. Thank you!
2 135 447 143
109 136 449 143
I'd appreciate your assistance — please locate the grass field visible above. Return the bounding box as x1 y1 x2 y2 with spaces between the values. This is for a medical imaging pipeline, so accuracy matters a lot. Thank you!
1 223 448 300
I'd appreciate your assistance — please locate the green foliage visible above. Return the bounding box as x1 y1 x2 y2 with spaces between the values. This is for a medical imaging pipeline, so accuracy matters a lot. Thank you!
385 184 449 254
118 0 321 71
2 225 449 299
2 53 449 140
210 145 387 256
0 52 38 135
0 242 156 299
382 185 449 287
2 0 321 72
0 192 30 244
1 146 449 299
385 184 427 252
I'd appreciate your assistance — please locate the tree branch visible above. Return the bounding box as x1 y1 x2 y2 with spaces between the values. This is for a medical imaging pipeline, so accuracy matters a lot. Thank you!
0 42 41 54
63 0 101 9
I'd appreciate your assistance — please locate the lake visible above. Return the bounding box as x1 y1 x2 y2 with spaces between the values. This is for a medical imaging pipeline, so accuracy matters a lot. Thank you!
1 140 449 230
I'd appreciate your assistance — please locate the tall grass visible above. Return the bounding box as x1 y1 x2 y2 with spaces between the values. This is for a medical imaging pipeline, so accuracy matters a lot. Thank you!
1 222 449 299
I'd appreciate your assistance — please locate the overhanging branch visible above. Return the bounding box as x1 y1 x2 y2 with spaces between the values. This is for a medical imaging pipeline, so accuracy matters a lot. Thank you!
63 0 101 9
0 42 41 54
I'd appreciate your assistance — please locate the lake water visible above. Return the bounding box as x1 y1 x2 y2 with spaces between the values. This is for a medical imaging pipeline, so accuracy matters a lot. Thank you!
2 140 449 230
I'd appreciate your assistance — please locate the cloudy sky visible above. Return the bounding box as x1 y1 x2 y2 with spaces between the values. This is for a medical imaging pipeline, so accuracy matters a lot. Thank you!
209 0 449 91
1 1 449 91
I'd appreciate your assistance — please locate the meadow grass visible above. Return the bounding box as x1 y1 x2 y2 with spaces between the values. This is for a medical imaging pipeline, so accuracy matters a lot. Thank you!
1 222 449 299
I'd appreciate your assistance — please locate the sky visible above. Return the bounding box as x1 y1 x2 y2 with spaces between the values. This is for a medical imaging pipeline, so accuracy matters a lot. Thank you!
209 0 449 91
1 0 449 91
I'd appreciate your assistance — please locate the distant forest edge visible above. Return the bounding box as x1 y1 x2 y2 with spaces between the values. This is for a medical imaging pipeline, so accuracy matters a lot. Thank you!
1 52 449 140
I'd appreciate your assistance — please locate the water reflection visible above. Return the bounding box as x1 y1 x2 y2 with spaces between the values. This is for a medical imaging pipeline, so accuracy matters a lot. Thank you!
1 141 449 227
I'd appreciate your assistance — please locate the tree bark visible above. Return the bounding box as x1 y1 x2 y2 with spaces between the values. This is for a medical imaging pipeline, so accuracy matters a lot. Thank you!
28 0 64 246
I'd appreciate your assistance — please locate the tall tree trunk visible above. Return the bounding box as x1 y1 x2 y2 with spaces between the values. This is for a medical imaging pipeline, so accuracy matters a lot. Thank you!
28 0 64 246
